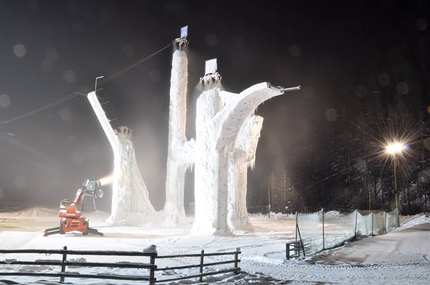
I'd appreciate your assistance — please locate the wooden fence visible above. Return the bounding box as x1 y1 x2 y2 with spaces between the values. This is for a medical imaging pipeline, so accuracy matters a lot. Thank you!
0 246 241 284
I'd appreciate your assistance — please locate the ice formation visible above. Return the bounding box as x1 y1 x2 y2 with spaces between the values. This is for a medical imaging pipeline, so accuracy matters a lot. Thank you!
87 92 155 225
191 82 287 235
160 43 276 234
163 40 195 226
87 28 299 234
228 115 264 230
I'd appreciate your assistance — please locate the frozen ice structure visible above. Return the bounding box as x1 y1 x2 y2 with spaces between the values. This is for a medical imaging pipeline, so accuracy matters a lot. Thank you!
228 115 264 230
161 43 271 233
163 39 195 226
87 30 299 234
191 81 288 235
87 92 155 225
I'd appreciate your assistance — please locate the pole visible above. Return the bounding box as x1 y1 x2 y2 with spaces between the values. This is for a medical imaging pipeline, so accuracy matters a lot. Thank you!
60 246 67 283
95 76 104 95
394 156 400 227
322 209 325 250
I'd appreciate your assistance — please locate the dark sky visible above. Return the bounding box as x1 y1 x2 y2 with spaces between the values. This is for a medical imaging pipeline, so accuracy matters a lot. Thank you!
0 0 428 210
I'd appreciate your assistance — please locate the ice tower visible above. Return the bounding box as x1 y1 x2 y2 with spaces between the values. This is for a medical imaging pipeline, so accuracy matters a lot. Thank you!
163 26 195 225
87 92 155 225
86 26 299 234
191 66 300 234
161 27 300 234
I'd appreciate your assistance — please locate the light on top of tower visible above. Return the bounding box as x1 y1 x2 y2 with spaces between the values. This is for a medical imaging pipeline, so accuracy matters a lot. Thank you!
200 58 222 85
173 25 188 49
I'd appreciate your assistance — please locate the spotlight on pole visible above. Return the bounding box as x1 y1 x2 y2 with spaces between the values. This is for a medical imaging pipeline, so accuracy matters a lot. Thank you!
385 141 406 227
200 58 222 85
173 25 189 49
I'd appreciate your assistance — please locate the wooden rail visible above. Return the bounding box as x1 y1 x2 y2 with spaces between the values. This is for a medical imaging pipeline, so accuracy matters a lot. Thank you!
156 249 241 283
0 246 241 284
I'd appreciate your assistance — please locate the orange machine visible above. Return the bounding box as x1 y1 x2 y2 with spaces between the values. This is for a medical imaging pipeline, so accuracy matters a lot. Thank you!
44 179 104 236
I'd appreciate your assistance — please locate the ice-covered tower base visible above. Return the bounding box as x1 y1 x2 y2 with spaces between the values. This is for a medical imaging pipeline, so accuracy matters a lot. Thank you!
107 126 156 225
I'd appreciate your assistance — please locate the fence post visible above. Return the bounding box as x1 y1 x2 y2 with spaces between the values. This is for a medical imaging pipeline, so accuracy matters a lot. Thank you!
149 253 156 285
384 211 387 233
60 246 67 283
354 210 358 239
295 212 298 243
199 250 204 282
234 248 240 273
322 209 325 250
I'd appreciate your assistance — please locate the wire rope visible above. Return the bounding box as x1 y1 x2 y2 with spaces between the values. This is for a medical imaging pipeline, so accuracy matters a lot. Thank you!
0 42 173 125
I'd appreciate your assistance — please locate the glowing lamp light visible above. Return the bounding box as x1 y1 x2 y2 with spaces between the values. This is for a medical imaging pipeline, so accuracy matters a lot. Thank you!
385 141 405 228
386 142 406 154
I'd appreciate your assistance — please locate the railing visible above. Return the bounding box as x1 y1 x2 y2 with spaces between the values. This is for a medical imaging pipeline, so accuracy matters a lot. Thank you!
0 246 241 284
156 249 241 283
286 241 302 260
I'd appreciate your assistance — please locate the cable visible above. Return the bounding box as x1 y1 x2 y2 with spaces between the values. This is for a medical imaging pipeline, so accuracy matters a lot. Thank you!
0 42 173 125
96 42 173 86
0 93 80 124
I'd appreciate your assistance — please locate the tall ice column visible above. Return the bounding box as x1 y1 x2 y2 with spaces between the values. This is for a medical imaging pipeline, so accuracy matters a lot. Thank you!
163 29 195 225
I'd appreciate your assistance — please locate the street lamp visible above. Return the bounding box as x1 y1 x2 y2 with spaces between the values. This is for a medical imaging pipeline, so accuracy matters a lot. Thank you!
385 142 405 227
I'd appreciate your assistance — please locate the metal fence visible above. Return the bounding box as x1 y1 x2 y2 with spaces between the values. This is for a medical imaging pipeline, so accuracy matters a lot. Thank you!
286 209 398 259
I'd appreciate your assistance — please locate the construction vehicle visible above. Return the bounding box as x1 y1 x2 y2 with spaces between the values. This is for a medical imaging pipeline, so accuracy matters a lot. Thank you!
44 179 104 236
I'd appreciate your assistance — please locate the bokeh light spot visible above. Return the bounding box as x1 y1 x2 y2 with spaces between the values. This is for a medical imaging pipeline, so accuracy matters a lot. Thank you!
122 44 134 56
378 73 390 86
205 34 217 47
288 44 301 57
427 105 430 115
0 94 11 108
14 176 27 190
397 82 408 94
59 108 72 121
63 70 76 83
325 108 337 121
415 18 428 31
13 44 26 58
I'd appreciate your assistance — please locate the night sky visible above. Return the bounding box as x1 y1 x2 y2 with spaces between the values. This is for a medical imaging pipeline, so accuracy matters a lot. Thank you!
0 0 428 210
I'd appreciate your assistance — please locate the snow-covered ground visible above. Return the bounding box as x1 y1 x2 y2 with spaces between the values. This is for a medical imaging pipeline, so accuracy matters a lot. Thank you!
0 207 429 284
